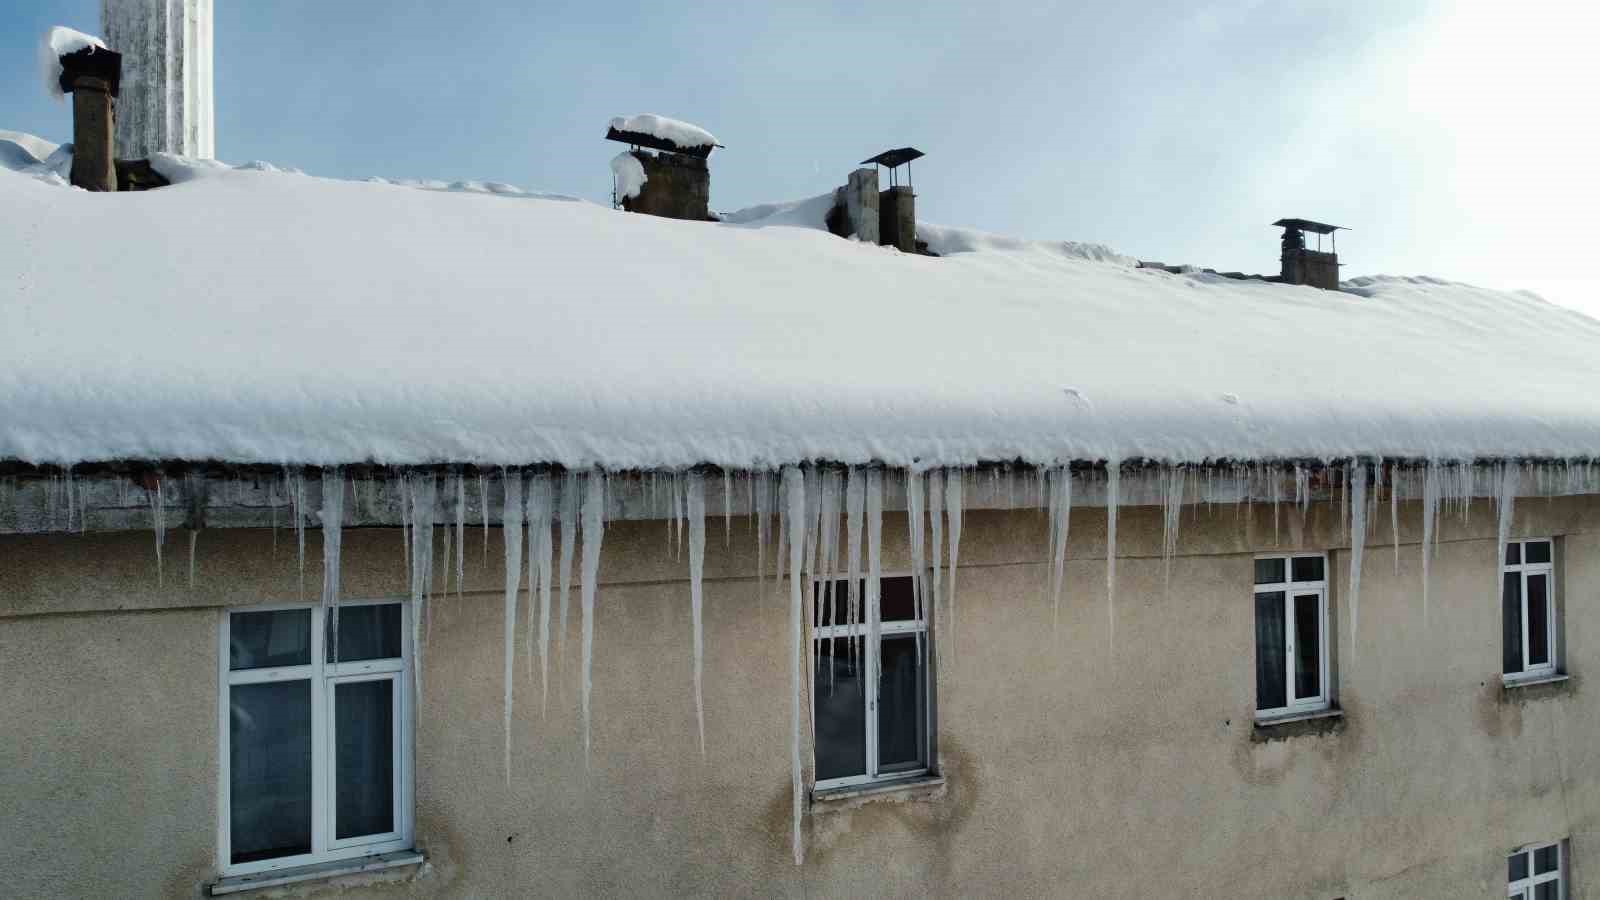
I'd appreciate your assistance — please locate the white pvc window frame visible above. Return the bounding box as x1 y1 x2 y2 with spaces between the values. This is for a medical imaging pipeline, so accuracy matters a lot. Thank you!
1503 538 1558 683
217 599 414 877
1254 553 1331 719
1508 839 1564 899
812 573 931 791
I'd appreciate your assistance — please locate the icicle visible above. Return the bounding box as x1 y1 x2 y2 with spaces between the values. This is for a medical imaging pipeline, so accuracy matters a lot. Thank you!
501 472 523 787
1421 461 1441 624
1162 465 1185 589
686 472 707 757
723 469 733 547
579 472 606 766
927 469 944 639
321 470 345 663
479 472 490 564
782 466 806 866
1105 461 1120 651
1294 464 1309 514
1049 466 1073 634
1391 463 1402 575
149 477 166 586
944 469 963 654
408 474 438 704
528 474 554 714
866 470 884 673
1348 462 1367 659
755 470 772 603
557 472 578 672
817 469 841 687
455 475 467 598
398 473 411 591
1270 467 1281 546
906 470 926 660
844 467 865 672
1338 462 1349 538
1497 461 1519 584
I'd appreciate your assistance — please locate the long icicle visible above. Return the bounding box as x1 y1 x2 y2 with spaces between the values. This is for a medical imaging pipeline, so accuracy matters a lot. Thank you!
1391 462 1402 575
321 470 345 662
529 474 554 715
1105 461 1121 653
557 472 578 677
579 472 606 767
944 469 963 657
409 473 438 707
1050 466 1073 635
783 466 807 867
1421 461 1441 625
844 468 864 674
686 472 707 758
928 469 944 638
1497 461 1519 586
907 470 926 661
501 472 524 787
1348 461 1368 661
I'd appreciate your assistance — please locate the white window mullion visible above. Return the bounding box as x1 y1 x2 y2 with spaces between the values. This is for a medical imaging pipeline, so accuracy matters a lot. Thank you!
1283 591 1296 707
865 626 879 780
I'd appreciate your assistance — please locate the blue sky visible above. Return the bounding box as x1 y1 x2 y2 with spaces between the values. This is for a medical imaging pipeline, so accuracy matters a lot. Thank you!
5 1 1597 317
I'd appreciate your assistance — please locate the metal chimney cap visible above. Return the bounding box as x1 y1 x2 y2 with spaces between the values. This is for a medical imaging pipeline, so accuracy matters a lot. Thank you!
1273 218 1345 234
861 147 924 168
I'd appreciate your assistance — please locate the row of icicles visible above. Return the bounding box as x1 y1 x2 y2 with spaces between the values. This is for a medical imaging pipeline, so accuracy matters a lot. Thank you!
17 457 1600 863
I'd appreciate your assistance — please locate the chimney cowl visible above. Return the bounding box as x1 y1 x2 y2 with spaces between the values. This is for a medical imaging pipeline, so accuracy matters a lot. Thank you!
57 45 122 97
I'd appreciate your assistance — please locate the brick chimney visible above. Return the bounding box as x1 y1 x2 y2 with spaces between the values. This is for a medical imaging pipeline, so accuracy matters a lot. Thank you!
1274 218 1344 290
58 45 122 192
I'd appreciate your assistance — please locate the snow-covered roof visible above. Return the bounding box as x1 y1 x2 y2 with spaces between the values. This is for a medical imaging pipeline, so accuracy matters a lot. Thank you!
3 150 1599 471
608 114 718 150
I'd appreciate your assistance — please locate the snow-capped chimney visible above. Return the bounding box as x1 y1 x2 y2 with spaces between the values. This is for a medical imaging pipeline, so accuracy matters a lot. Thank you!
605 114 719 222
101 0 214 159
860 148 923 253
1275 218 1343 290
58 44 123 192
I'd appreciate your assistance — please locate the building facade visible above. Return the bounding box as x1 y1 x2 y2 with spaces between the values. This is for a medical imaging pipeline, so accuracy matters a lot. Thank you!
2 475 1594 898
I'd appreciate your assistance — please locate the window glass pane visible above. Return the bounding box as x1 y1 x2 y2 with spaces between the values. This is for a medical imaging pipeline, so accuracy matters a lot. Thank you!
1526 541 1552 565
230 680 312 864
1535 844 1559 875
1528 575 1550 667
328 604 403 663
1510 850 1529 882
879 576 919 622
815 580 865 626
1291 556 1325 583
1294 593 1321 700
813 640 866 780
1255 592 1287 711
878 635 926 772
1535 881 1559 900
1255 558 1285 585
336 679 396 839
1506 542 1522 565
230 609 311 670
1503 573 1524 674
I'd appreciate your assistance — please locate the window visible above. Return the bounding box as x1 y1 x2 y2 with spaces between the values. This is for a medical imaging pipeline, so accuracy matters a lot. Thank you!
220 600 413 876
1509 840 1565 899
813 575 930 789
1504 539 1557 681
1254 554 1330 718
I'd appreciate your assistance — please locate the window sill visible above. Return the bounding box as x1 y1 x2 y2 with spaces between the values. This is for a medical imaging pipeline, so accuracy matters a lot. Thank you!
1502 672 1572 699
812 775 946 812
1252 707 1344 742
209 850 425 896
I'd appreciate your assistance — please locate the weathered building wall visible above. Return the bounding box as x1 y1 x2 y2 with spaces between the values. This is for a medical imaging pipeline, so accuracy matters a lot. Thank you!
2 495 1597 897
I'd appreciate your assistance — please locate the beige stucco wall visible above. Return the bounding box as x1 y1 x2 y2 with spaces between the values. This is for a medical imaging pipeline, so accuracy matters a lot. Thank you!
2 493 1598 898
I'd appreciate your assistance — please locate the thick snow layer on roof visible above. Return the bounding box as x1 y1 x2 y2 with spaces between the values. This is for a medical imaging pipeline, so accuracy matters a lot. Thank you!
39 26 107 100
2 152 1599 470
609 114 718 150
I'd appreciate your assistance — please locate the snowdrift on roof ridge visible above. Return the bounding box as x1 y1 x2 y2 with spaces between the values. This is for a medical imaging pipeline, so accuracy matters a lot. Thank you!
3 149 1599 469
